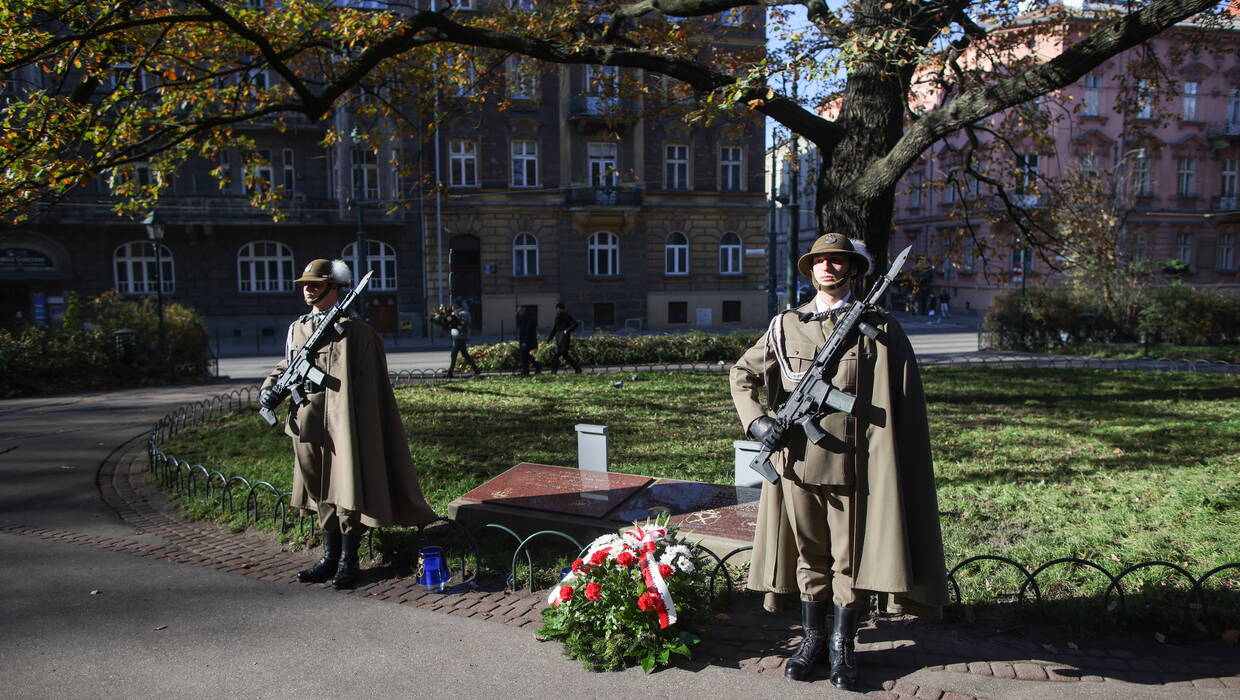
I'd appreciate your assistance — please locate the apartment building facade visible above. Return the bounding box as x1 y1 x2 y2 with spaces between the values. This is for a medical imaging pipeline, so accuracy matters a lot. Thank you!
0 3 769 338
889 2 1240 313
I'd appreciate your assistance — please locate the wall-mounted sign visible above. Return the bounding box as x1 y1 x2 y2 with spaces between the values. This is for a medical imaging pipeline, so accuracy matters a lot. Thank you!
744 248 765 256
0 248 53 269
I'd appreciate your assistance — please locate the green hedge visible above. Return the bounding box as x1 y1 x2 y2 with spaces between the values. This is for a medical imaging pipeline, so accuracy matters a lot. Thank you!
985 283 1240 350
464 330 762 371
0 290 212 398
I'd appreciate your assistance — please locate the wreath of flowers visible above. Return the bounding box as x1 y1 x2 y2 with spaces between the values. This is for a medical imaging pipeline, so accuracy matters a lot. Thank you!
537 517 711 673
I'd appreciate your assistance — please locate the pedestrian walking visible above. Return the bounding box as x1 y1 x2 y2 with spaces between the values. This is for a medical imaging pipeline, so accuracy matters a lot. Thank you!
546 303 582 374
447 299 481 378
515 305 541 376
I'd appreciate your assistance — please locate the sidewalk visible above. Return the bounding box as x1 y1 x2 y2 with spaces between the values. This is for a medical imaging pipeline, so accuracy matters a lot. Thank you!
2 381 1237 698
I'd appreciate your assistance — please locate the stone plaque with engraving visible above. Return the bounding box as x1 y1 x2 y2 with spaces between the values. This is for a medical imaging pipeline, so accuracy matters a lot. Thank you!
609 479 761 542
455 462 653 519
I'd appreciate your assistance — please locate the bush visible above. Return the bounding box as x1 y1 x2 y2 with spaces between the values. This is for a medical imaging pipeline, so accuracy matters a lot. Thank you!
0 290 212 397
1139 283 1240 346
467 330 762 371
984 283 1240 350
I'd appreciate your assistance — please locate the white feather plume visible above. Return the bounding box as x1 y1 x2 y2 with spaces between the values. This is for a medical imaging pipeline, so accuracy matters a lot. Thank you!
330 259 352 285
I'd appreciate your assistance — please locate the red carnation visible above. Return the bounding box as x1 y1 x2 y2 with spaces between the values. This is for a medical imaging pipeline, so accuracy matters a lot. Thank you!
616 551 636 567
584 582 602 601
559 585 573 602
658 563 674 578
637 592 658 611
642 541 657 553
570 558 585 573
589 547 611 566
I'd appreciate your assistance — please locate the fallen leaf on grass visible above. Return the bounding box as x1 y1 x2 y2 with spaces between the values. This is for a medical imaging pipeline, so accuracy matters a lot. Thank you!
153 625 168 631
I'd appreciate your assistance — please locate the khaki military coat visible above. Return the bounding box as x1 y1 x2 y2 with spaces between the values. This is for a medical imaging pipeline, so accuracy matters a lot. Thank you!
730 301 950 616
263 315 437 528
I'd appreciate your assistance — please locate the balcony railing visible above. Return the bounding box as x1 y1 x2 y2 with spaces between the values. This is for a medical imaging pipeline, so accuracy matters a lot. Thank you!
567 95 638 121
565 186 643 207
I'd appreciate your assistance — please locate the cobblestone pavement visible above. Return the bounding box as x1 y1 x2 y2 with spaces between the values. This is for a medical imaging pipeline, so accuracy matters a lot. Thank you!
2 433 1237 699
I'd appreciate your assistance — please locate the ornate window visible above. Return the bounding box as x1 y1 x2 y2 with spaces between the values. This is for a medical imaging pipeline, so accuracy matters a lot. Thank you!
449 139 478 187
1176 232 1193 264
720 146 743 191
719 232 742 275
114 241 174 294
341 239 397 291
665 144 689 190
351 147 379 199
238 240 295 293
511 140 538 188
507 56 538 100
588 231 619 277
665 231 689 275
1083 75 1101 116
1178 158 1197 197
1183 81 1199 121
282 148 296 193
587 142 617 186
513 233 539 277
1218 233 1235 269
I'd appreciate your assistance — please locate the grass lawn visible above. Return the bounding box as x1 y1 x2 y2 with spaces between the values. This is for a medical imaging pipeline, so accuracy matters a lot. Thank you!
160 367 1240 627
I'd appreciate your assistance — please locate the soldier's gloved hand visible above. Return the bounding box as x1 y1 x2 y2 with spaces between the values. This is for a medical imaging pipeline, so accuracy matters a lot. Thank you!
259 388 284 410
747 416 779 446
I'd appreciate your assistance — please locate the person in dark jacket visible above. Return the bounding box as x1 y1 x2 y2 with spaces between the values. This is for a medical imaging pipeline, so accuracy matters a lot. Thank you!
546 303 582 374
515 305 541 376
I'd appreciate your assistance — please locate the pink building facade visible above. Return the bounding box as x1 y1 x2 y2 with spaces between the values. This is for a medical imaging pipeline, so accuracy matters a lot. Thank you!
890 3 1240 314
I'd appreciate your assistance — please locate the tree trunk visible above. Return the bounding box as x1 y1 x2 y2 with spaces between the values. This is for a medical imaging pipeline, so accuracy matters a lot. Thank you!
814 57 906 276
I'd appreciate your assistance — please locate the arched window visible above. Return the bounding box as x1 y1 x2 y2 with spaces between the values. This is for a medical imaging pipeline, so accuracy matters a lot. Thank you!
113 241 174 294
237 240 295 293
513 233 539 277
588 231 619 277
665 231 689 275
719 232 742 275
342 239 397 291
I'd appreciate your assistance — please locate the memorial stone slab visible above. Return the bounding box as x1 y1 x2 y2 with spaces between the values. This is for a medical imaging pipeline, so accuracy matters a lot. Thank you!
608 479 761 542
455 462 652 519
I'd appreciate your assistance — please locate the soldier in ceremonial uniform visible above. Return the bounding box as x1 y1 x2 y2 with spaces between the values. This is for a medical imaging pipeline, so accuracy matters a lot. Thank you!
259 259 437 589
730 234 949 689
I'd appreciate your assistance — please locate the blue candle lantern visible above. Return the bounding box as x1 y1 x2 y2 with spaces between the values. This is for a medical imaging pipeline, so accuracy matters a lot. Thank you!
418 546 452 591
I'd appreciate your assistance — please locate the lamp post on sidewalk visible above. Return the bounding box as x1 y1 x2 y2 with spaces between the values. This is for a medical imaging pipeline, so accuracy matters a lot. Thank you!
141 210 167 378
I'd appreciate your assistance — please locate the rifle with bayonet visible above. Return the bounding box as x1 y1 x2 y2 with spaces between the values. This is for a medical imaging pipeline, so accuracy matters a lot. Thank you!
258 270 374 426
747 245 913 484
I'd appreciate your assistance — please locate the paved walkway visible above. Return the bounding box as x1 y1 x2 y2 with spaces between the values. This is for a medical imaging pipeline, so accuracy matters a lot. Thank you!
2 377 1238 698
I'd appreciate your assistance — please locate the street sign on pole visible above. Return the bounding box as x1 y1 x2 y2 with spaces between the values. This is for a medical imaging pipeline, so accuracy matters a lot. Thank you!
1012 262 1023 284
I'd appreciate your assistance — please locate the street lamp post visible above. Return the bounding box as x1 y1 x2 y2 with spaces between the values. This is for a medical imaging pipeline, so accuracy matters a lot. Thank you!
141 210 166 378
351 199 369 321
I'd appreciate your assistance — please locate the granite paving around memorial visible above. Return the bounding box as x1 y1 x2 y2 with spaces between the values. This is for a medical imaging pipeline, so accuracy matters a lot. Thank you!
2 413 1235 699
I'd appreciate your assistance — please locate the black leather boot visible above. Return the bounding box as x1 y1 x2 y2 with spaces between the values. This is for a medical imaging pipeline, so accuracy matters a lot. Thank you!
784 600 828 681
331 532 363 589
829 604 861 690
296 531 341 583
